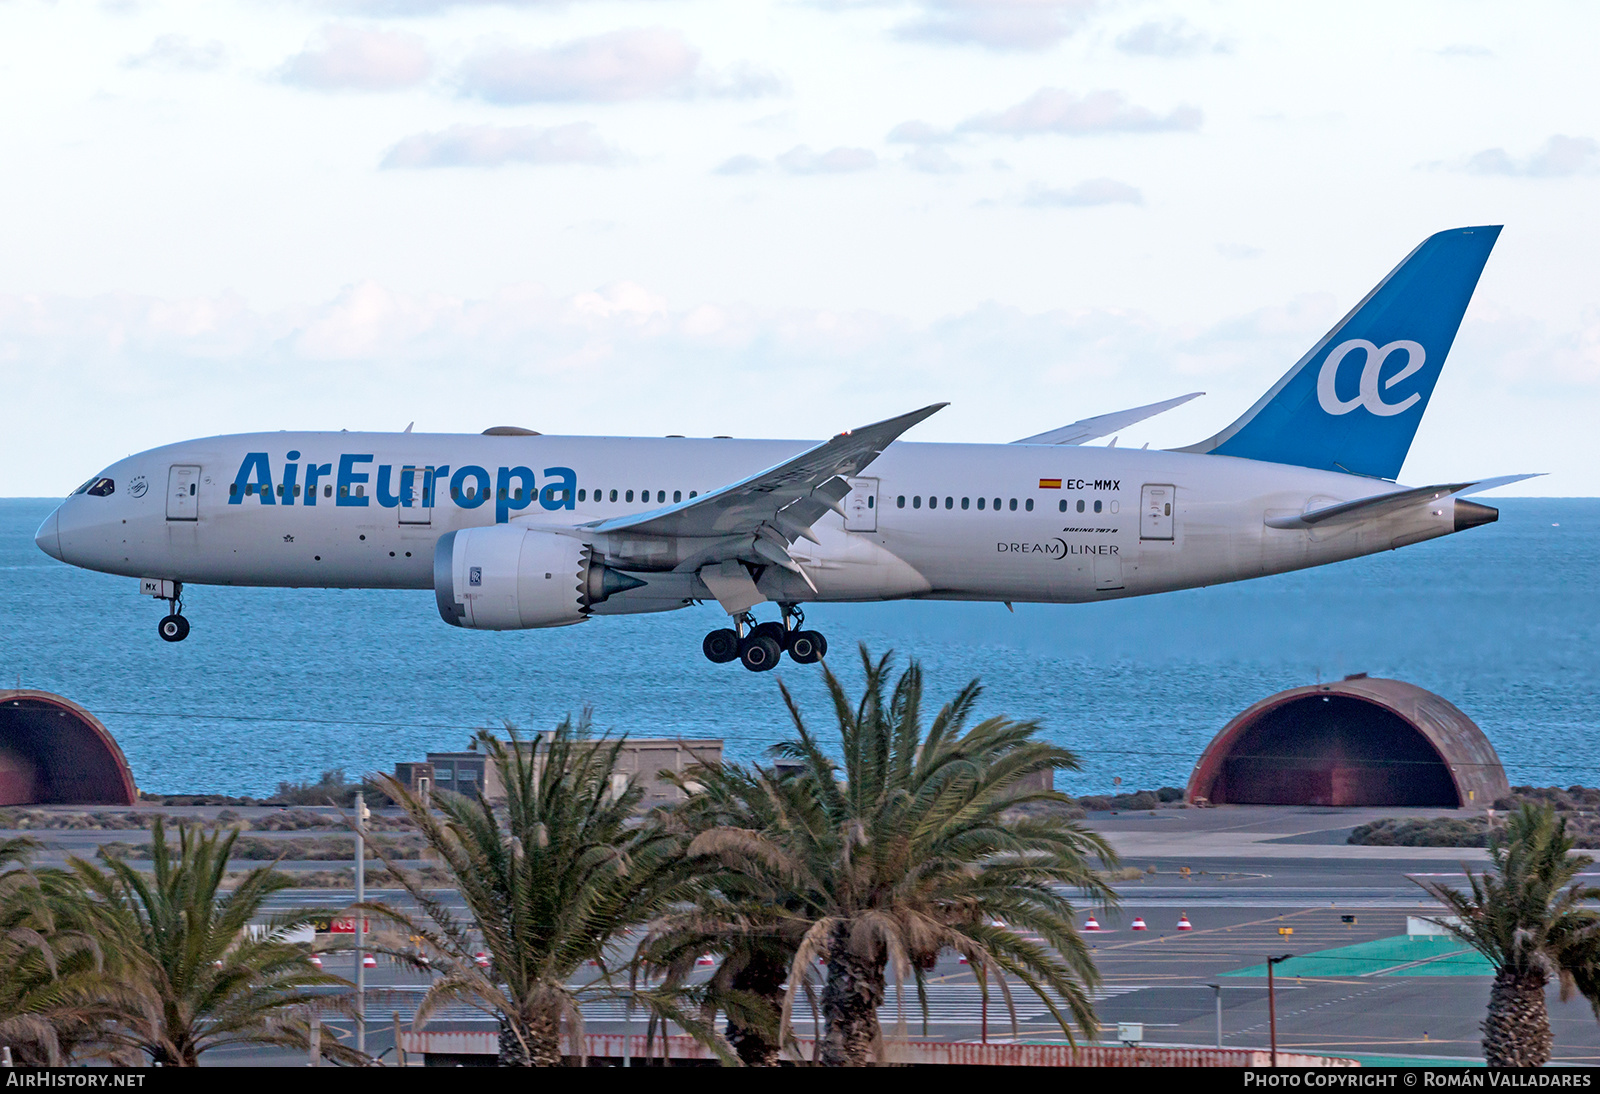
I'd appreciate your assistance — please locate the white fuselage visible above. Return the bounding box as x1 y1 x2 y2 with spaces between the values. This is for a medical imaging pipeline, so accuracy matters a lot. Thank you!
38 431 1467 617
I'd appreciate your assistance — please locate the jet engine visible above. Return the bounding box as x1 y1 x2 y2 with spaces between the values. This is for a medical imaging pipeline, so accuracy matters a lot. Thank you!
433 527 645 629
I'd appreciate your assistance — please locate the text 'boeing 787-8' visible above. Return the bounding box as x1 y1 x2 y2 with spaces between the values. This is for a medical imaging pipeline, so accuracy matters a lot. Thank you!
37 226 1534 671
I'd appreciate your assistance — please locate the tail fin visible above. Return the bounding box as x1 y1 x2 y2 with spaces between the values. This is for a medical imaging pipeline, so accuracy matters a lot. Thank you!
1178 226 1501 479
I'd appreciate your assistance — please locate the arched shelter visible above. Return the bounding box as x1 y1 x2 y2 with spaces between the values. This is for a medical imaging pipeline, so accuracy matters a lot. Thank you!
0 690 138 806
1186 675 1507 808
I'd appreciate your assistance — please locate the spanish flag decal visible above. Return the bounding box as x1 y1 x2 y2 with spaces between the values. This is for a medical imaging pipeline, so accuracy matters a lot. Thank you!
1039 478 1062 489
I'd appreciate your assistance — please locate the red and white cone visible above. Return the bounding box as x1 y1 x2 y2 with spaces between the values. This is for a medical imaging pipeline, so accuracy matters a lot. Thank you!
309 954 323 969
474 952 489 968
696 954 716 967
958 955 969 964
1131 916 1148 931
363 953 377 968
1084 915 1101 931
1177 913 1193 931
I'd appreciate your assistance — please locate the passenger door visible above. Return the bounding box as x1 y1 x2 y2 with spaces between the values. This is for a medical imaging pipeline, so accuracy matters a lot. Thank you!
398 466 434 526
1140 484 1175 541
166 465 200 521
843 477 878 532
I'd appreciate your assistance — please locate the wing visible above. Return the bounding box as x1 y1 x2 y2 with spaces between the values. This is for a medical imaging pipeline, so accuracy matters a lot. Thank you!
1265 474 1541 530
1012 392 1203 446
585 403 947 541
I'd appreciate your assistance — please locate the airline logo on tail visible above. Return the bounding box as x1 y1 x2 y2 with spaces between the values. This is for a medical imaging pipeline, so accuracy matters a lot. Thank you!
1316 339 1427 417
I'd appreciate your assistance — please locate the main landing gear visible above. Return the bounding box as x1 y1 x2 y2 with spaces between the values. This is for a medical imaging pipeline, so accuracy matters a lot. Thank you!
156 583 190 643
702 604 827 672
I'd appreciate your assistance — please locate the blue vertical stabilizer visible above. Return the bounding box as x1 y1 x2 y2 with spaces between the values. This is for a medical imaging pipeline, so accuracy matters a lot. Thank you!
1179 226 1501 480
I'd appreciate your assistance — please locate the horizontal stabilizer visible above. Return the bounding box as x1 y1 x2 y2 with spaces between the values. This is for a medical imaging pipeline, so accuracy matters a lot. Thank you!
1013 392 1203 446
1265 474 1541 530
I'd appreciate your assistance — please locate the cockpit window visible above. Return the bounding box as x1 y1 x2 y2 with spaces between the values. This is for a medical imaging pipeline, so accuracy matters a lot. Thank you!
85 478 115 497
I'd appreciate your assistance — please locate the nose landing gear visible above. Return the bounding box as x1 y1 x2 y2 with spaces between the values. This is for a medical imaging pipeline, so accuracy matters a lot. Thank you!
700 605 827 671
149 580 190 643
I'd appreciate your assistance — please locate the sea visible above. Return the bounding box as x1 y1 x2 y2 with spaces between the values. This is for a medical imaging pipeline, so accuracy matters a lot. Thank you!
1 497 1594 799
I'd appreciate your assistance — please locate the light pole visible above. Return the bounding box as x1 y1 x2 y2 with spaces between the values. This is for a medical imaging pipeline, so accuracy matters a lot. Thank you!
1266 954 1292 1066
1203 982 1222 1048
354 791 369 1058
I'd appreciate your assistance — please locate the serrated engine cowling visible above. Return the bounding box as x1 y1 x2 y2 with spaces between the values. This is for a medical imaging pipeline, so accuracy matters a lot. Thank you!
433 527 644 630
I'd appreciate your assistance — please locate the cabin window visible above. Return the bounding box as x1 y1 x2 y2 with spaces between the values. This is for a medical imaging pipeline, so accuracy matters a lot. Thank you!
961 497 969 510
626 490 634 502
690 491 698 498
993 498 1001 510
977 497 986 510
1094 499 1103 513
1077 499 1085 513
1058 499 1067 512
578 489 586 502
293 485 301 497
1008 498 1017 511
674 490 682 503
1025 499 1034 512
945 497 953 509
498 488 508 501
658 490 666 503
912 496 921 509
342 485 350 498
230 483 238 497
897 496 906 508
867 496 874 508
324 485 333 498
610 489 619 502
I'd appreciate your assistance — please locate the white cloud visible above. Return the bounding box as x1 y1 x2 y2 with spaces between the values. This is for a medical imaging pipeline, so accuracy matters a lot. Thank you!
712 154 765 175
960 88 1202 135
905 145 962 173
123 34 227 73
895 0 1099 52
775 145 878 173
1463 135 1599 177
886 119 953 144
1021 178 1142 207
380 122 622 169
454 28 780 104
280 24 432 92
1115 19 1230 58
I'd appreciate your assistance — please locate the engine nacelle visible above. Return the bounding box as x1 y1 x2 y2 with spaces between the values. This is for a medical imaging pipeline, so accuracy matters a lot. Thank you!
433 527 645 630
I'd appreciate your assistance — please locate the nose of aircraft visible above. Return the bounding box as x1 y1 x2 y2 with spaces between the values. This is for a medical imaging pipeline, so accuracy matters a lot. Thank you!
34 507 63 561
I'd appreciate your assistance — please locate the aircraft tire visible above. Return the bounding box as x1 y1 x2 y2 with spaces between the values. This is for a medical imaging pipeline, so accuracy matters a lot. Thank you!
739 635 782 673
751 621 787 649
702 628 740 663
788 631 825 664
158 614 190 643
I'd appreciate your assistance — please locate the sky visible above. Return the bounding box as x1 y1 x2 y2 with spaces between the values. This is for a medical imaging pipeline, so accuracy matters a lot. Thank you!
3 0 1597 496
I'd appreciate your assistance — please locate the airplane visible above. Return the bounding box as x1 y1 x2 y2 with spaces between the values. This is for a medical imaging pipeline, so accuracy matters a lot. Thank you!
36 225 1534 672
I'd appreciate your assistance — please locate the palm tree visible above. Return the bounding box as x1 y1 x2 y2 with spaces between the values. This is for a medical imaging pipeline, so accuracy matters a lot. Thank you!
683 647 1118 1066
0 837 108 1064
1416 803 1600 1066
365 717 723 1066
640 762 812 1066
66 818 355 1066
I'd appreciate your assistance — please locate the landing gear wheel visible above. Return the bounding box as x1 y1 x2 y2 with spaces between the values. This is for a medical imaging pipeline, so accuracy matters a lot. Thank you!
158 614 190 643
739 634 782 672
788 630 826 664
702 628 740 664
750 621 788 649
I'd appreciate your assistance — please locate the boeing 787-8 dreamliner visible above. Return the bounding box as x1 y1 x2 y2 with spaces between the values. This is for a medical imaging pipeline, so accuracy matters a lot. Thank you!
37 226 1531 671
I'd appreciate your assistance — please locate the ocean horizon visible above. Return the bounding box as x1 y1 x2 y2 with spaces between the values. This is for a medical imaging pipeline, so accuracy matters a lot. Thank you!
3 496 1595 799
